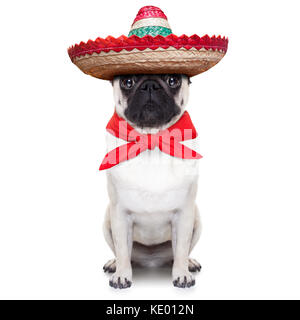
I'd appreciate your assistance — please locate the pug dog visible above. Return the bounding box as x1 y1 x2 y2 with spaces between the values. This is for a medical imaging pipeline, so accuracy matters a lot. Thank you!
103 74 201 289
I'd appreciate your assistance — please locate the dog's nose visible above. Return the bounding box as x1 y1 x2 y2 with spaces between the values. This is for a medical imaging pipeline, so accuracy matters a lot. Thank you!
139 80 161 92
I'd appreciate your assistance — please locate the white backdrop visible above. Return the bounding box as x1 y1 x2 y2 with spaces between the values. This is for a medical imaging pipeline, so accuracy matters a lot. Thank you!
0 0 300 299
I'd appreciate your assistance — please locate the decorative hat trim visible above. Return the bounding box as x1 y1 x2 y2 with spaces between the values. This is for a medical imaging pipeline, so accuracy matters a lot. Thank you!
130 17 171 30
73 47 223 61
68 34 228 60
129 26 172 37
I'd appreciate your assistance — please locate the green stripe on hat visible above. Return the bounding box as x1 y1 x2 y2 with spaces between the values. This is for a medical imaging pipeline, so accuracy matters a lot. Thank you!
128 26 172 37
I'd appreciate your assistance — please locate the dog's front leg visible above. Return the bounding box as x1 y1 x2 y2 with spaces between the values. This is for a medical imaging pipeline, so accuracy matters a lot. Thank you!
109 204 133 289
172 205 195 288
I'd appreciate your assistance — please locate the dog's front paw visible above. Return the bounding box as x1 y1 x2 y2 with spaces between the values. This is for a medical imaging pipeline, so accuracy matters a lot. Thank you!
172 269 195 288
109 270 132 289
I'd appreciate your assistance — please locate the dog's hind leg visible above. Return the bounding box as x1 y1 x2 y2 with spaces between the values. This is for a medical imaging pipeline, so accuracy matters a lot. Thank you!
103 205 116 273
188 206 202 272
103 205 115 254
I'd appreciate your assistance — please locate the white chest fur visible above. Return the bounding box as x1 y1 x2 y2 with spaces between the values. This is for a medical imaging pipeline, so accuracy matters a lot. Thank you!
105 133 200 214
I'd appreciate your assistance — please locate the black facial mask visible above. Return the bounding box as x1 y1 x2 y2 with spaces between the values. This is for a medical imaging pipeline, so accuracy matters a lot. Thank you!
118 74 184 128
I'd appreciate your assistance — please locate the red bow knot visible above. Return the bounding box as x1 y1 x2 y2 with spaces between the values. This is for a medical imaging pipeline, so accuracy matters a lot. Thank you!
135 134 160 150
147 133 159 150
99 111 202 171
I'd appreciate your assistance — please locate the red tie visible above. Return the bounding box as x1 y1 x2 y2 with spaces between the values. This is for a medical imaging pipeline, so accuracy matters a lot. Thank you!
99 111 202 171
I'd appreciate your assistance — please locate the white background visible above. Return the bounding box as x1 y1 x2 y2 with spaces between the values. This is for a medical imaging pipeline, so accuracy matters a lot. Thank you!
0 0 299 300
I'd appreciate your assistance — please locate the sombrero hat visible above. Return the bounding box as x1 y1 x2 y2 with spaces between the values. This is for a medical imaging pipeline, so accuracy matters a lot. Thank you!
68 6 228 80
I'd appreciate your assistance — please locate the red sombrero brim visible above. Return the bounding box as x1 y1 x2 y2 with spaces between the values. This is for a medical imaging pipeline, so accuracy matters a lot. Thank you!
68 34 228 80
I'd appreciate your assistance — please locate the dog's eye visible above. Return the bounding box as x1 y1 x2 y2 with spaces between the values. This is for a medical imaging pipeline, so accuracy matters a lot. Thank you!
166 76 180 88
121 78 135 89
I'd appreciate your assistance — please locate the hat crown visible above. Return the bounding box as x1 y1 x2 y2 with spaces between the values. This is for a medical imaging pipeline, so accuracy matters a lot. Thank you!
133 6 168 24
129 6 172 38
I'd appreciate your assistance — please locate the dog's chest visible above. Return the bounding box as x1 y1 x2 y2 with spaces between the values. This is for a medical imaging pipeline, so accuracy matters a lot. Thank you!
105 134 199 213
